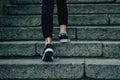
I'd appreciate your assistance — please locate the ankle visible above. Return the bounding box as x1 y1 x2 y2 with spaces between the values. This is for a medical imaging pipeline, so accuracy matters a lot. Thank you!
60 25 67 33
45 37 52 45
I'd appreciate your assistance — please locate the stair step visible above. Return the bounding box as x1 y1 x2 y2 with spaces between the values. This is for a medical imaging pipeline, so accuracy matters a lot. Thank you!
0 58 84 79
10 0 115 4
110 14 120 24
0 41 120 58
0 27 75 40
0 41 102 57
85 58 120 79
0 58 120 79
0 0 119 80
117 0 120 2
7 4 120 15
0 15 109 26
0 41 36 56
76 26 120 41
0 26 120 41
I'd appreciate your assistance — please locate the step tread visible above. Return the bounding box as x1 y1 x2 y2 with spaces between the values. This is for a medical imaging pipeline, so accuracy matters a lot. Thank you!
0 58 120 64
0 58 119 64
0 58 84 64
85 58 120 65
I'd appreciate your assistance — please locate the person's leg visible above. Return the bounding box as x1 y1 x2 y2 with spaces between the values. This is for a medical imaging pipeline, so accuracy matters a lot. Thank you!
42 0 54 61
56 0 70 42
42 0 54 44
56 0 68 34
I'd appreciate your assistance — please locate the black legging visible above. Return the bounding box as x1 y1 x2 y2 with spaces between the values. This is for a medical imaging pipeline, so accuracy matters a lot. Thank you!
42 0 68 39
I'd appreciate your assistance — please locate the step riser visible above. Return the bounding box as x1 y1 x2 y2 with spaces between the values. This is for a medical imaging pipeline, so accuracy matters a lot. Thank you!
0 27 75 40
10 0 115 4
0 59 84 79
0 42 102 57
7 4 120 15
1 15 120 26
117 0 120 2
0 64 83 79
77 27 120 40
0 15 109 26
0 41 120 58
37 42 102 57
0 42 36 56
103 42 120 57
0 27 120 41
85 59 120 79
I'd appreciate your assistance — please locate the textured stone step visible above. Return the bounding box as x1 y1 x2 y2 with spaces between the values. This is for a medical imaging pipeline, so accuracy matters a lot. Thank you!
110 14 120 25
0 58 84 79
85 59 120 79
116 0 120 2
0 15 41 27
38 41 120 58
0 41 120 58
10 0 114 4
0 58 120 79
7 4 120 15
0 15 108 26
103 42 120 58
76 26 120 40
0 27 75 40
0 41 36 56
0 41 102 57
0 27 120 41
37 41 102 57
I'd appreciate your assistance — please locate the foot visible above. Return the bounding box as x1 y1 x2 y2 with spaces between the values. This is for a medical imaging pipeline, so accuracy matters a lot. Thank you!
59 33 70 43
42 43 54 61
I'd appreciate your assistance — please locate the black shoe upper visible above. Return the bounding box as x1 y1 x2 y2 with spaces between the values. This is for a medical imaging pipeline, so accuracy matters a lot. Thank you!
42 43 54 61
44 44 54 51
59 33 69 40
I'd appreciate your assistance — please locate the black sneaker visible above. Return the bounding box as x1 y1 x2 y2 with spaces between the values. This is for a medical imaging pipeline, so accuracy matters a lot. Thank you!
59 33 70 43
42 44 54 61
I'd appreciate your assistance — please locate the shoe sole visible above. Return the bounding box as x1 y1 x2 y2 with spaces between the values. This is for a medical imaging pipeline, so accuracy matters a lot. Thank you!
60 39 70 43
42 51 53 61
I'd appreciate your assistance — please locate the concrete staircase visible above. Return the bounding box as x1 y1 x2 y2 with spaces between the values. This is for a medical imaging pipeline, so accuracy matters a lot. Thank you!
0 0 120 79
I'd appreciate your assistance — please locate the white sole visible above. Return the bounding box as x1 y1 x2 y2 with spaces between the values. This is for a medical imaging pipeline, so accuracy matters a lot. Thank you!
60 39 70 43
